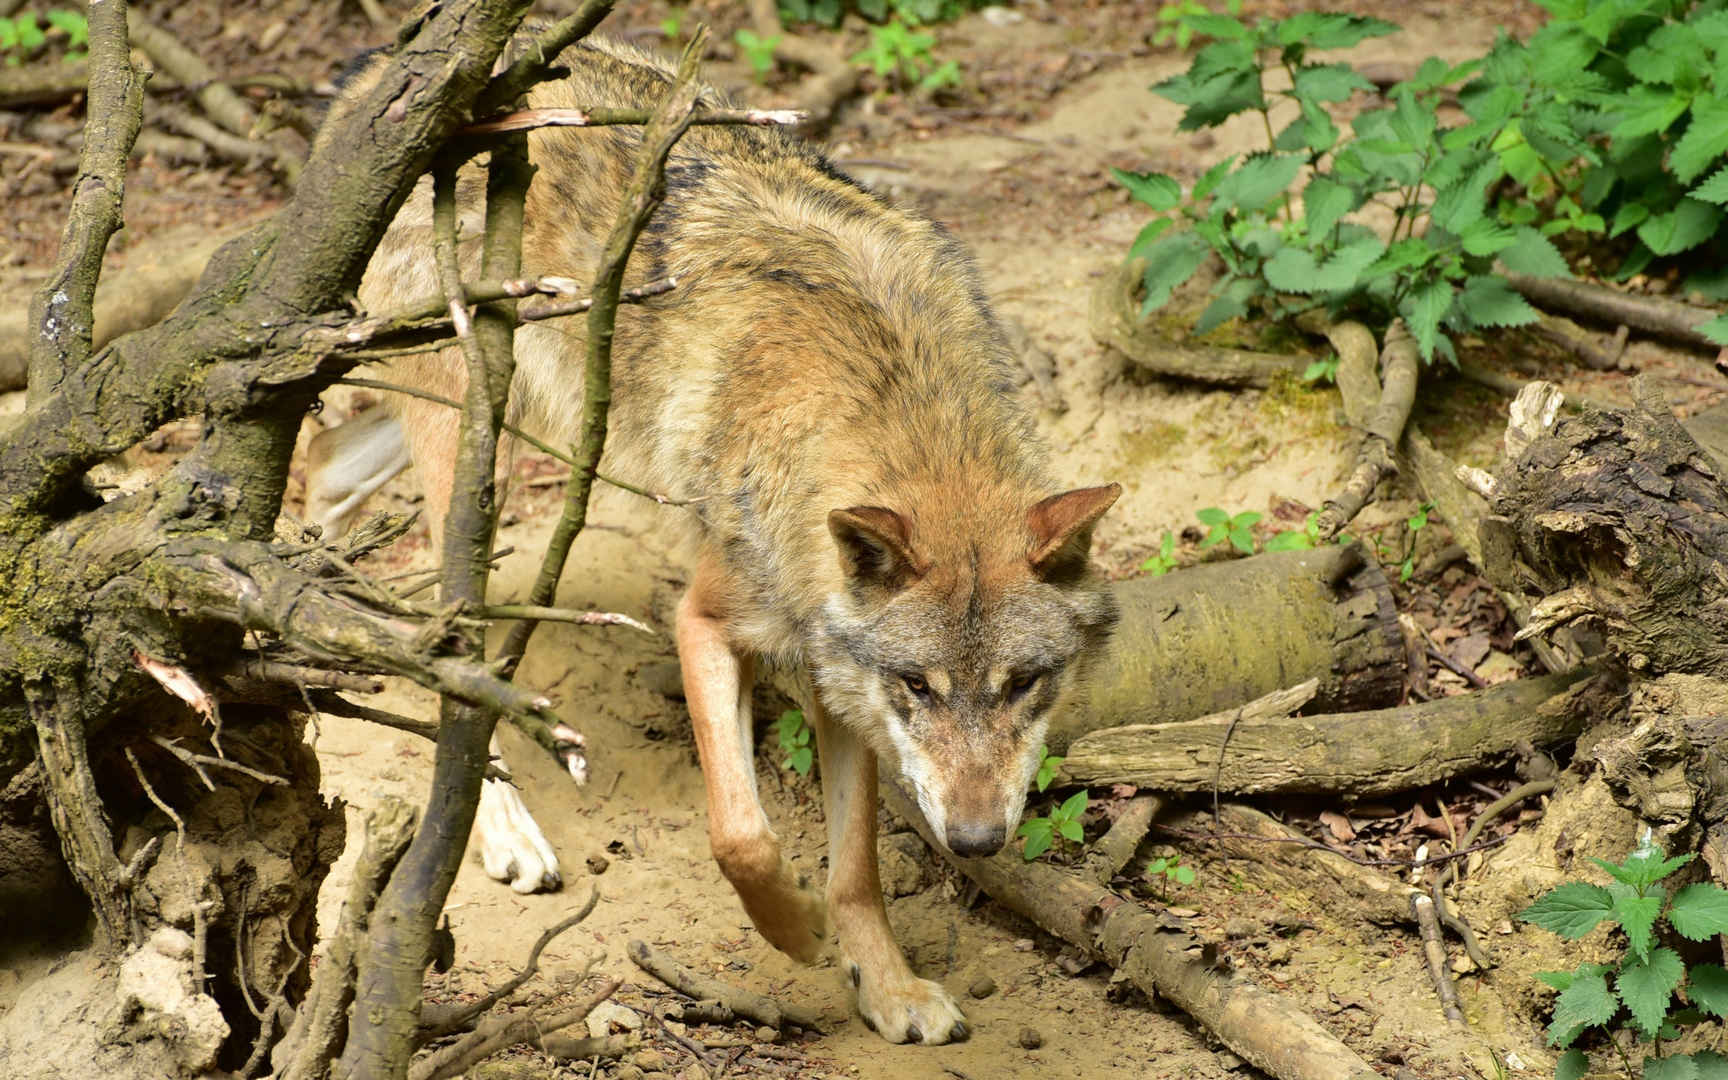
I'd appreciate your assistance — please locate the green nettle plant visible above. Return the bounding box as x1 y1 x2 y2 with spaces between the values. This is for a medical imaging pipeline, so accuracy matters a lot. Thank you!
1117 3 1728 359
1017 789 1088 861
851 18 960 91
776 708 814 775
1520 836 1728 1079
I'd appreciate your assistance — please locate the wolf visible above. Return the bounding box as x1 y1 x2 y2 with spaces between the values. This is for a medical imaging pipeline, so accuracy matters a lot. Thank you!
308 35 1120 1045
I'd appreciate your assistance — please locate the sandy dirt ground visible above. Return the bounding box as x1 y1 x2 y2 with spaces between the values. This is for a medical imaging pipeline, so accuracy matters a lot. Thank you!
11 0 1728 1076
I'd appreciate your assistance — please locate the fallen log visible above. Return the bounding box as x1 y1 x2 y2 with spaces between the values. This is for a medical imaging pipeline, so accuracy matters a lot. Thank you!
1500 268 1721 352
1090 258 1310 387
882 783 1382 1080
1056 543 1403 747
1063 666 1602 797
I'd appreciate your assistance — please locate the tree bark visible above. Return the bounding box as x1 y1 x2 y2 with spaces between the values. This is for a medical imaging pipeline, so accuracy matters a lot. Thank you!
1053 543 1403 748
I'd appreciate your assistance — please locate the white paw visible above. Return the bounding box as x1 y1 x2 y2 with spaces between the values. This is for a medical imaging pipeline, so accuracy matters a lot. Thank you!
851 964 968 1045
551 722 588 785
474 776 562 894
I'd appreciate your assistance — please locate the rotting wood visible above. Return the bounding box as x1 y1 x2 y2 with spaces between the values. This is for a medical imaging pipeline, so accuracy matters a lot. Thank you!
1314 320 1418 540
1083 793 1164 885
1090 258 1310 387
882 784 1382 1080
1065 667 1600 797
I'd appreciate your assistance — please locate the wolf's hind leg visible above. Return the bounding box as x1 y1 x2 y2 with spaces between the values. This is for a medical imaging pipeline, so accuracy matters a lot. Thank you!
809 698 968 1045
303 408 413 540
678 563 827 963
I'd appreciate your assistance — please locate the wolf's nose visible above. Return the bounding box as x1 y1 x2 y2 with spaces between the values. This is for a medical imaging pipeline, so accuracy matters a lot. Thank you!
946 822 1006 857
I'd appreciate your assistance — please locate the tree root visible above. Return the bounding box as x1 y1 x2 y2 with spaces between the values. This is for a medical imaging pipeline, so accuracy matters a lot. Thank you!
1062 667 1601 797
883 784 1381 1080
1501 268 1721 352
1090 259 1310 387
408 977 623 1080
627 939 826 1033
747 0 860 131
1314 320 1417 540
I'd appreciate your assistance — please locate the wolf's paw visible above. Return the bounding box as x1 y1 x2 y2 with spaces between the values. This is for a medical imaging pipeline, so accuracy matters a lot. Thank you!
852 965 968 1045
741 866 829 964
474 777 562 894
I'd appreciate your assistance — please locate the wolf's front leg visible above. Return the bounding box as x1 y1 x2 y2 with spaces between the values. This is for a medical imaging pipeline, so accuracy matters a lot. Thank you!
810 700 968 1045
678 569 827 962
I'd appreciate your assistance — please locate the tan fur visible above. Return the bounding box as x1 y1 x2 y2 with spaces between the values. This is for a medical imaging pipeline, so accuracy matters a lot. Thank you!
316 36 1119 1045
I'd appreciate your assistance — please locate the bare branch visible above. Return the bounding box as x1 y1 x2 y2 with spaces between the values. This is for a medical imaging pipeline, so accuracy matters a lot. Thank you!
462 104 806 136
481 605 655 634
499 26 710 674
26 0 143 404
149 735 288 789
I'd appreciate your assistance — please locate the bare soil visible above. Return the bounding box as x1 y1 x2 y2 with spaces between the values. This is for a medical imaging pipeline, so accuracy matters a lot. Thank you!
7 1 1728 1077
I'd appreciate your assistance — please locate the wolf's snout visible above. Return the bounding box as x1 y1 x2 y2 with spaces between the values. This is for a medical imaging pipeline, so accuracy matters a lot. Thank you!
945 821 1007 858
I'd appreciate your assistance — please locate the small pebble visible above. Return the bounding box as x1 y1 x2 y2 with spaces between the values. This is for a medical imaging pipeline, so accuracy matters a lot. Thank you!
633 1049 668 1070
586 853 610 875
613 1067 646 1080
1012 938 1036 952
1264 941 1293 965
968 973 997 999
1223 917 1257 939
1018 1026 1044 1050
755 1025 778 1043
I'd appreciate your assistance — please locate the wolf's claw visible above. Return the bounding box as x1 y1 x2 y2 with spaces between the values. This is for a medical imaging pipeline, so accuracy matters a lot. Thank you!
474 776 562 893
854 969 967 1045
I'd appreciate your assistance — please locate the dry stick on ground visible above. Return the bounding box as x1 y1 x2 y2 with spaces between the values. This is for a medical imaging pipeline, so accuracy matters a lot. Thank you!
1090 258 1310 387
1410 892 1466 1024
125 12 302 183
1532 313 1619 371
882 785 1381 1080
1314 319 1418 540
747 0 860 129
1501 267 1722 352
1082 793 1164 885
24 0 141 406
461 104 806 136
419 888 602 1040
496 29 708 676
409 977 624 1080
1062 666 1599 797
627 939 827 1033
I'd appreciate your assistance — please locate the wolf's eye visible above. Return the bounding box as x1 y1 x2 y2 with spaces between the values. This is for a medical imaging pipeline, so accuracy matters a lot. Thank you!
902 673 930 699
1006 672 1038 702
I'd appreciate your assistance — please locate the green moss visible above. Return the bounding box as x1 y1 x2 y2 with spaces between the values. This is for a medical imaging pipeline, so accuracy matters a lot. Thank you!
1119 421 1188 467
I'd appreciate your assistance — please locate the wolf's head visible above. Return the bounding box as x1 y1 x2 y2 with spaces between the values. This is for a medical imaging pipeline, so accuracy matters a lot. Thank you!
809 484 1120 857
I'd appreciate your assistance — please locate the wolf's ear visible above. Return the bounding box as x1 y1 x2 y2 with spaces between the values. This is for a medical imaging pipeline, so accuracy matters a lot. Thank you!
1027 483 1121 578
829 506 924 589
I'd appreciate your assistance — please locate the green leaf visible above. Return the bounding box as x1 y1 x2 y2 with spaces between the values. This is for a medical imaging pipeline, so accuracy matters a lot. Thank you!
1196 507 1230 526
787 745 813 775
1613 886 1664 959
1691 165 1728 205
1057 789 1089 821
1291 63 1372 104
1458 276 1539 329
1194 277 1261 336
1137 231 1212 316
1172 865 1196 884
1180 14 1248 40
1429 159 1500 234
1618 947 1684 1037
1113 168 1184 211
1611 202 1651 239
1056 818 1084 842
1499 226 1570 278
1549 968 1617 1047
1689 964 1728 1017
1192 156 1236 200
1460 218 1516 257
1698 314 1728 347
1213 154 1303 214
1389 88 1437 149
1302 175 1354 241
1691 1051 1728 1080
1637 199 1723 257
1129 217 1176 260
1670 883 1728 940
1647 1056 1703 1080
1556 1049 1588 1080
1018 818 1053 860
1521 882 1615 939
44 10 85 48
1672 97 1728 184
1274 12 1398 50
13 13 41 50
1266 530 1314 551
1153 40 1265 130
1405 279 1456 363
1600 848 1697 890
1612 87 1692 141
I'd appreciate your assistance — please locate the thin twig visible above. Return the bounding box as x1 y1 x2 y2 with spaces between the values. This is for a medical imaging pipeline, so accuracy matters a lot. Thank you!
480 605 656 634
150 735 288 788
497 28 710 676
462 104 805 135
410 977 624 1080
419 888 602 1039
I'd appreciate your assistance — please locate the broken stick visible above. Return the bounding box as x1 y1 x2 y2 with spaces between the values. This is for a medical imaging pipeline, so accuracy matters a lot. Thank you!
627 939 826 1032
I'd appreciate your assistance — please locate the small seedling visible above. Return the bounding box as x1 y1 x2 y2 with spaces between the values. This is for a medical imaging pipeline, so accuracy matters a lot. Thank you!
1017 789 1088 861
1147 853 1196 887
1398 502 1431 582
1197 507 1260 555
733 28 781 81
1521 833 1728 1078
1033 745 1063 792
1140 530 1178 575
776 708 813 775
1266 510 1321 552
851 19 959 92
1301 354 1340 385
659 7 686 41
0 10 84 65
